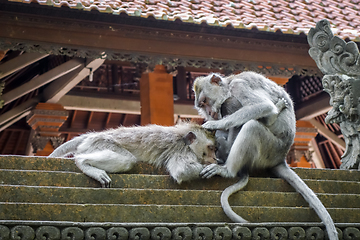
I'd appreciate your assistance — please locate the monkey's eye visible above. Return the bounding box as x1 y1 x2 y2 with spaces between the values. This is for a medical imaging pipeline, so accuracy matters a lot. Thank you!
198 98 207 108
208 145 216 151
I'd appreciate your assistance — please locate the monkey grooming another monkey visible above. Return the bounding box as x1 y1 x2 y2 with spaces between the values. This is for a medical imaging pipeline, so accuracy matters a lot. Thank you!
193 71 338 240
48 122 217 187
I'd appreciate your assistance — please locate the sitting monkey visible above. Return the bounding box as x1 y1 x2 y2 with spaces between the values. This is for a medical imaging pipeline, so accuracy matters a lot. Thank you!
193 71 338 240
48 122 217 187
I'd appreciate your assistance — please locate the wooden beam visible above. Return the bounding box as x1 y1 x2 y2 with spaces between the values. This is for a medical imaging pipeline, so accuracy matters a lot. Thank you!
0 110 30 132
0 52 49 79
58 94 200 117
0 97 40 126
309 118 345 151
2 58 84 105
310 139 325 169
296 91 331 120
44 58 105 103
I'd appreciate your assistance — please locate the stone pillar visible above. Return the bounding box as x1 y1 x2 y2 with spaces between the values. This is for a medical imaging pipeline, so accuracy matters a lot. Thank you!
287 120 318 168
26 103 68 156
140 65 174 126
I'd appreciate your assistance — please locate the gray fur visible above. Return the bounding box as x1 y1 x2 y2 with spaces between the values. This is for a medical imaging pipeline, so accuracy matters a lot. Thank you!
193 71 338 240
48 122 216 187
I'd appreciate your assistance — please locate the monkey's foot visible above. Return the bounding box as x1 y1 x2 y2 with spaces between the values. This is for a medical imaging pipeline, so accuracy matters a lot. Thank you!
85 169 112 188
276 98 287 111
200 163 230 179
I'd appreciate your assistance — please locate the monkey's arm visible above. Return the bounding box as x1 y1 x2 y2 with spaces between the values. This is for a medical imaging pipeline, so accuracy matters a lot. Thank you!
203 80 281 130
203 99 278 130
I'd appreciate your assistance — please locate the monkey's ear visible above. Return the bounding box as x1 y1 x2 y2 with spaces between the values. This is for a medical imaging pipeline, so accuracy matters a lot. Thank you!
210 75 222 85
184 132 197 145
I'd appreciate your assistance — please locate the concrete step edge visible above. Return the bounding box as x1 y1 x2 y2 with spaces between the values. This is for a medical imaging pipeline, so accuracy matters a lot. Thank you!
1 184 359 208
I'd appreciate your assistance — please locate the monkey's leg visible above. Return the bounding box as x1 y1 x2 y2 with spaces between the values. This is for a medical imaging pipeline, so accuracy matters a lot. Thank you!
202 120 265 179
75 149 137 188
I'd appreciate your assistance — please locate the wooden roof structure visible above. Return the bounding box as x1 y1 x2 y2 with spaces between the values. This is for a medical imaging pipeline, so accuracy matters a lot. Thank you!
0 0 357 168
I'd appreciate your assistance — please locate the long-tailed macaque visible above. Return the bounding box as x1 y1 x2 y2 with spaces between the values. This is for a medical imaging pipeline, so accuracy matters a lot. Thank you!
48 122 216 187
193 71 338 240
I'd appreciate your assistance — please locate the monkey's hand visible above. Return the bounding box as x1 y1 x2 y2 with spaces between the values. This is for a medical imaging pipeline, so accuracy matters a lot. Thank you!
203 120 227 130
200 163 228 179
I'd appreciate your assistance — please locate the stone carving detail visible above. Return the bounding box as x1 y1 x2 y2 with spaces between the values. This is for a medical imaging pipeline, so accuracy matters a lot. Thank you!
308 20 360 76
269 227 287 240
308 19 360 170
107 227 128 240
31 136 65 153
232 226 251 240
0 225 10 240
129 228 150 240
85 227 106 240
213 227 232 240
61 227 84 240
11 226 35 240
35 226 60 240
0 225 359 240
288 227 306 240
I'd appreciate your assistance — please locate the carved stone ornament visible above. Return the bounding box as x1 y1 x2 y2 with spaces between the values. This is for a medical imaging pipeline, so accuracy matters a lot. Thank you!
31 136 65 153
308 19 360 170
0 222 358 240
308 19 360 76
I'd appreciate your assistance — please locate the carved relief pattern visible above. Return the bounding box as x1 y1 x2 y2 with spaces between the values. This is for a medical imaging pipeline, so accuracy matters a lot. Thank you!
31 136 65 152
308 20 360 170
308 19 360 76
0 38 321 78
0 224 358 240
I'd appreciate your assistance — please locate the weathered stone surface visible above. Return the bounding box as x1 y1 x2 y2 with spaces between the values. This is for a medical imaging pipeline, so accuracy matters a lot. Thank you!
0 155 359 229
3 155 360 181
0 185 359 209
1 168 360 194
0 202 359 223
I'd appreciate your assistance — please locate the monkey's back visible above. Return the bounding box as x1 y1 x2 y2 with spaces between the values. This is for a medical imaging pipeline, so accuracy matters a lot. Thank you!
76 123 198 168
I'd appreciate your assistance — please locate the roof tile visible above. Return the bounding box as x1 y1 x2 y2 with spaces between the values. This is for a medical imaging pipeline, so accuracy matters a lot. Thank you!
8 0 360 41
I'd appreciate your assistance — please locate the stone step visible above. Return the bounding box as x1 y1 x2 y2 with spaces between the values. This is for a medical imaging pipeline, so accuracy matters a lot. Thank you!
1 169 359 194
1 184 359 208
0 202 358 223
2 155 360 181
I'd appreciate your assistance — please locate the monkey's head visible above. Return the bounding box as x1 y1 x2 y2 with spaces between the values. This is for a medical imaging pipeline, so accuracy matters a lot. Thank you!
183 126 217 165
193 73 231 120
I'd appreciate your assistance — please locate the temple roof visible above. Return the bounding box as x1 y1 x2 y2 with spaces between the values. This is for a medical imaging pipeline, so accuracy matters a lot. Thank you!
9 0 360 41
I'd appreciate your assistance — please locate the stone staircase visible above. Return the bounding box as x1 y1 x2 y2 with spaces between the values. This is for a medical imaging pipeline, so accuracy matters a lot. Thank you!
0 155 359 239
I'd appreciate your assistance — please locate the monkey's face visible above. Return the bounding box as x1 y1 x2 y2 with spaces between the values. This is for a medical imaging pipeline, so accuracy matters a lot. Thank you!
189 130 217 165
193 73 231 120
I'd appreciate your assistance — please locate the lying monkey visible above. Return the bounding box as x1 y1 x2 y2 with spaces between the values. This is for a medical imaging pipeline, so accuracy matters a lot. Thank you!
193 71 338 240
48 122 217 187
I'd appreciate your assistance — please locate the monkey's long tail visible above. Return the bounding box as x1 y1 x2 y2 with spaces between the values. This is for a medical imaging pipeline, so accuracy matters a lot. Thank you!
220 173 249 223
273 162 338 240
48 136 83 158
